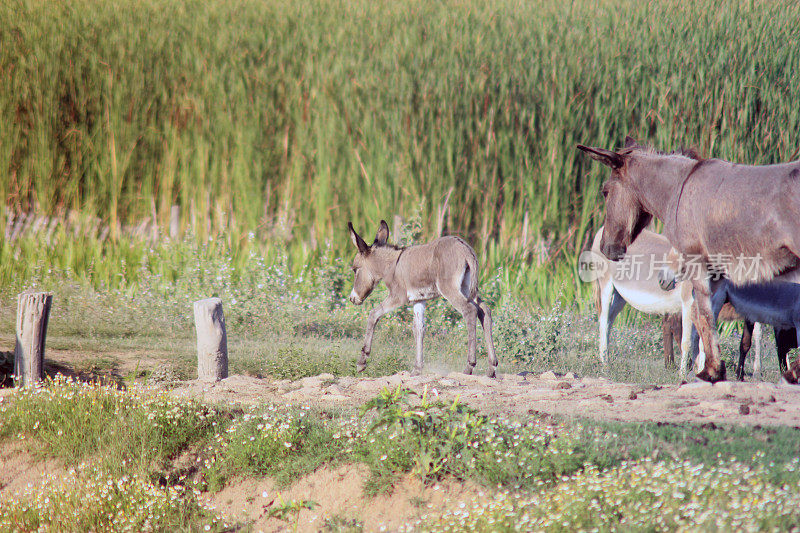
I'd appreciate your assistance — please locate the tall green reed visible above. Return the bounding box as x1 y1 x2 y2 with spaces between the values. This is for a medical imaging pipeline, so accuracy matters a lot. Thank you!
1 0 798 306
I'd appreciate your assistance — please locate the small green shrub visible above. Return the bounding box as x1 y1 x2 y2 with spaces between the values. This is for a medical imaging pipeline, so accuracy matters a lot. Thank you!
419 458 800 532
0 466 227 532
202 406 361 490
0 376 221 476
493 301 566 365
320 516 364 532
358 387 599 494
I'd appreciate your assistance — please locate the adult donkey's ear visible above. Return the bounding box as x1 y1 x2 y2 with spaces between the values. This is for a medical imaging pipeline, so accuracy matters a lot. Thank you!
349 222 369 253
374 220 390 246
576 145 624 169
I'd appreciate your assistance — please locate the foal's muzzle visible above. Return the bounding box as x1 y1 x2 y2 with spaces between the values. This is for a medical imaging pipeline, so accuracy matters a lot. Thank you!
349 291 363 305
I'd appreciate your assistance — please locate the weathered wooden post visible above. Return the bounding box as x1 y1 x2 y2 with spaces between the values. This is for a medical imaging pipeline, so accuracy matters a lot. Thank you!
14 291 53 387
193 298 228 381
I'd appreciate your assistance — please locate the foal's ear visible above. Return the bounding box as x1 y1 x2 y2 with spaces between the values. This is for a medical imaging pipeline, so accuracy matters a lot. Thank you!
374 220 390 246
624 135 639 149
577 145 625 169
348 222 369 253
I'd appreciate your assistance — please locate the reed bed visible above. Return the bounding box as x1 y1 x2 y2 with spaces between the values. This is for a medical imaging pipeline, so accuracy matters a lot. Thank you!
1 0 799 304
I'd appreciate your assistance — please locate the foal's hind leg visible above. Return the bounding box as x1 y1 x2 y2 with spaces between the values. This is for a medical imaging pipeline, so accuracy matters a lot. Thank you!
475 297 498 377
439 286 479 375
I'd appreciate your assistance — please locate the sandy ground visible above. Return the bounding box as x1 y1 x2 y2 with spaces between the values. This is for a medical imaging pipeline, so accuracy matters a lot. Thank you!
171 370 800 428
206 464 484 532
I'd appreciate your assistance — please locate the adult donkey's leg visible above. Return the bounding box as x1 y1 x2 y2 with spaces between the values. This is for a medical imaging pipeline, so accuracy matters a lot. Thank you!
736 321 754 381
691 278 727 382
475 297 498 378
603 289 626 364
663 315 676 369
597 280 615 364
776 327 799 376
358 295 403 372
751 323 763 381
411 302 426 375
780 327 800 384
679 291 694 379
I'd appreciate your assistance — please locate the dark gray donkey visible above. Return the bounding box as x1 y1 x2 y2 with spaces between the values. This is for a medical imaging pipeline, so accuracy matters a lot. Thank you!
348 220 498 377
578 137 800 382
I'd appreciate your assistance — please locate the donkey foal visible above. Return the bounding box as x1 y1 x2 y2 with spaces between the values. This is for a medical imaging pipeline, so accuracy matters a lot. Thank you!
348 220 499 377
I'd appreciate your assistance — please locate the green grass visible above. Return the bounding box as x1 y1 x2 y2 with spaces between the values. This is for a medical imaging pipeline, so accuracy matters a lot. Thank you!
3 379 800 531
572 417 800 486
419 457 800 532
0 468 227 532
202 405 357 490
357 386 599 495
0 376 222 477
3 0 800 306
2 252 788 386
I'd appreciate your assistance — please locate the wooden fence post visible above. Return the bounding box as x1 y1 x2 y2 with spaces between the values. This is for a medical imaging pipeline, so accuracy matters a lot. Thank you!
14 291 53 387
193 298 228 381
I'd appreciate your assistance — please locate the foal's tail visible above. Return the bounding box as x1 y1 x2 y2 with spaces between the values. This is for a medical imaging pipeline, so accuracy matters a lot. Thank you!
465 252 479 302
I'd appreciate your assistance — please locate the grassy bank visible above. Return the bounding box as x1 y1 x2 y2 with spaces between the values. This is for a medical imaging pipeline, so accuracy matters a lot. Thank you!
2 379 800 531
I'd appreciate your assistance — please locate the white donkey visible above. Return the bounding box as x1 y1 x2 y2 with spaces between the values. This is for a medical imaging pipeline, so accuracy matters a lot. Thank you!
592 227 768 379
590 227 768 378
348 220 498 377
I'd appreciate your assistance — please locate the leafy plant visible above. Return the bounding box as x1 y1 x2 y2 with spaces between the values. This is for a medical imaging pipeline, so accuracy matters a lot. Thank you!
267 496 317 532
358 386 594 493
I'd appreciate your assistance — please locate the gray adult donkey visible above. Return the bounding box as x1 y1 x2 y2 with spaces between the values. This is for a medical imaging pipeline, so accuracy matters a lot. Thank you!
348 220 498 377
578 136 800 382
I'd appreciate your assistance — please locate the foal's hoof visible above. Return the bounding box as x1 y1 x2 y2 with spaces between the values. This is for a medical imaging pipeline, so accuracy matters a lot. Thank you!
463 365 475 375
696 361 727 383
486 366 497 379
411 366 423 377
356 362 367 373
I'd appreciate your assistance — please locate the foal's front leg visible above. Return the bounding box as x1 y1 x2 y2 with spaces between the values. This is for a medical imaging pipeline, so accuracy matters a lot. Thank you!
411 302 426 375
358 295 404 372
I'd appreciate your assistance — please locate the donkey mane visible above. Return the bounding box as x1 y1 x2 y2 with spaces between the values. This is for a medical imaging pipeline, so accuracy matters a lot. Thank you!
621 144 703 161
375 242 405 251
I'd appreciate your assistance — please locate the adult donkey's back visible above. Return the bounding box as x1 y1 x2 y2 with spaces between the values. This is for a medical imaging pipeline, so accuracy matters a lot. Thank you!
348 220 498 377
578 137 800 382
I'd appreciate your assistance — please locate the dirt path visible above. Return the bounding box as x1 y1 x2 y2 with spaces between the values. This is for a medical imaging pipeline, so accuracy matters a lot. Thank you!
171 371 800 428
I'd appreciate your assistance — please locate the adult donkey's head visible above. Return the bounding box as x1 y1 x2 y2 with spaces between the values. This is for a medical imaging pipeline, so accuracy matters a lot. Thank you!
347 220 392 305
577 136 652 261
